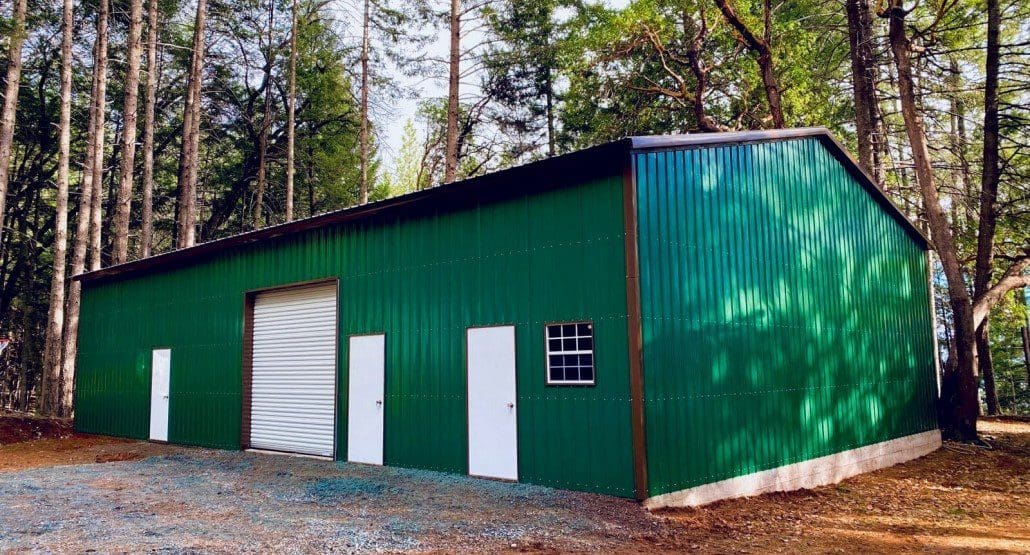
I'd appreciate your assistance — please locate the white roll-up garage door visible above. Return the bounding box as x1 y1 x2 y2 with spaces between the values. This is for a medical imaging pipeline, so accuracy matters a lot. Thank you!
250 282 338 457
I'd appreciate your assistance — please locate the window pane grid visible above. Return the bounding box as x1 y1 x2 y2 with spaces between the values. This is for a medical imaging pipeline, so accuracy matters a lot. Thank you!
546 322 595 385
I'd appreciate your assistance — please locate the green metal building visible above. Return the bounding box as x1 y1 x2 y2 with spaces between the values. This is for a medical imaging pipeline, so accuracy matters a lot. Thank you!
73 128 940 507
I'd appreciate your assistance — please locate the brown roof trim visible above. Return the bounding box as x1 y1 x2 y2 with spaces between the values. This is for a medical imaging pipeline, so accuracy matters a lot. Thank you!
75 139 631 285
76 127 928 285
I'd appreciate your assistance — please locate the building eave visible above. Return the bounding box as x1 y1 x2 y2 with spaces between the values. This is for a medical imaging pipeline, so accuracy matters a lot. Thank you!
76 127 929 286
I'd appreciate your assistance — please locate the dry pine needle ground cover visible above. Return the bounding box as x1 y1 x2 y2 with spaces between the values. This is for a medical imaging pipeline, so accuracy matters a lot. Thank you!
0 412 1027 553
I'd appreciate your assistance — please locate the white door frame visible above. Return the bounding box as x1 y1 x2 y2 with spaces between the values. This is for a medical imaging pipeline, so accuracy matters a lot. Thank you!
149 348 171 442
466 325 519 481
347 333 386 465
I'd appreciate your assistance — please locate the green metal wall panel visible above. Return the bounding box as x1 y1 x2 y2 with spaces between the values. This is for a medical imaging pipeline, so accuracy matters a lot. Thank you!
75 174 635 497
636 139 938 497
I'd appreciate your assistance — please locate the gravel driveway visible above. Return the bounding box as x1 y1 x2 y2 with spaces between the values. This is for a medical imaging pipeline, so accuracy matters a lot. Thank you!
0 447 663 553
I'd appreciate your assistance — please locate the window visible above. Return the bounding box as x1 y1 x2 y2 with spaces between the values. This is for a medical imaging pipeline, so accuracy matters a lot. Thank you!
546 322 595 385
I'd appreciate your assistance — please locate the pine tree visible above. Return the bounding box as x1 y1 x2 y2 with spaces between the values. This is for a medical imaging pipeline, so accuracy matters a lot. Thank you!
0 0 28 250
41 0 76 416
177 0 209 248
113 0 145 263
140 0 161 256
482 0 561 159
285 0 298 220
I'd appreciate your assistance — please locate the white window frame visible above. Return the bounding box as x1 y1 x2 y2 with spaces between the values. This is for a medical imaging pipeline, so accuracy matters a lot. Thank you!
545 321 596 386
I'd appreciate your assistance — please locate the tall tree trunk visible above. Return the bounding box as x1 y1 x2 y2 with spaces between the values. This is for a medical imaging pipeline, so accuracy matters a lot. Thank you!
1020 288 1030 387
307 143 315 215
845 0 880 180
444 0 460 182
971 0 1002 416
358 0 371 203
41 0 75 416
112 0 145 264
285 0 297 220
713 0 785 127
89 0 111 272
974 0 1000 297
0 0 28 250
883 0 977 440
140 0 160 257
252 0 275 228
544 67 555 156
1022 324 1030 387
62 1 114 416
683 8 722 132
946 58 973 228
177 0 208 248
963 0 1003 418
977 323 1000 415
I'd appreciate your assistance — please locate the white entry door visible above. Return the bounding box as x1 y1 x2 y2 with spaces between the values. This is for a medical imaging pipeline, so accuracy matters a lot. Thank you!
467 326 518 480
149 348 171 442
250 282 338 457
347 334 385 464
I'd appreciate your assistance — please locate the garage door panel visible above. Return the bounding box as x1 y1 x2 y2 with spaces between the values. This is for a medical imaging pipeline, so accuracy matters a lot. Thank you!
250 282 337 458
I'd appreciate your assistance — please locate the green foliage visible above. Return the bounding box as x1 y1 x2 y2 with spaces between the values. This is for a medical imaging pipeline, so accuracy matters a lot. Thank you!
988 291 1030 413
379 119 426 197
481 0 562 158
557 0 852 147
292 7 362 213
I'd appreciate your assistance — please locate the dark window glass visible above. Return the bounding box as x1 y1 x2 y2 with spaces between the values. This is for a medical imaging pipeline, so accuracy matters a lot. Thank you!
546 321 595 385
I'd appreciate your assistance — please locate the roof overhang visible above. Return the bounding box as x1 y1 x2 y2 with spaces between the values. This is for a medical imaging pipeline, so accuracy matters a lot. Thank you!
76 127 929 286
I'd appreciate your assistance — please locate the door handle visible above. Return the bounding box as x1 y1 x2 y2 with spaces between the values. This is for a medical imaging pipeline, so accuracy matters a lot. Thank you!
507 402 514 409
376 400 383 406
162 395 169 399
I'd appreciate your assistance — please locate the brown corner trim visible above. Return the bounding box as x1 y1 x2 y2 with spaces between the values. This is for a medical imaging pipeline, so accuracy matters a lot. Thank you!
240 293 255 450
622 153 649 501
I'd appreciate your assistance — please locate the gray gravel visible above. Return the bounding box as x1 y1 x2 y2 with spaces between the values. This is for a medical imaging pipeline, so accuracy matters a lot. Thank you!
0 448 664 553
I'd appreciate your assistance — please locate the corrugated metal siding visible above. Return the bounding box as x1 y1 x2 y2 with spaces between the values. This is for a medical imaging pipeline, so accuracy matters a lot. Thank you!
635 138 938 497
74 173 635 497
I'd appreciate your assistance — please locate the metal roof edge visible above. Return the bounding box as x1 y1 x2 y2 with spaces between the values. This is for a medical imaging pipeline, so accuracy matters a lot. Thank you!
76 128 930 285
628 127 832 150
74 138 633 285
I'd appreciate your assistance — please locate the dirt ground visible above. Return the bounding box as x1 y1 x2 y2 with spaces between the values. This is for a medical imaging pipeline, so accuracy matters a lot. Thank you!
655 418 1030 554
0 414 1027 553
0 412 167 470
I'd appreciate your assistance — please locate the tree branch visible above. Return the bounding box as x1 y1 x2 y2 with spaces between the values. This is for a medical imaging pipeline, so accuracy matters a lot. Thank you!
972 255 1030 329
